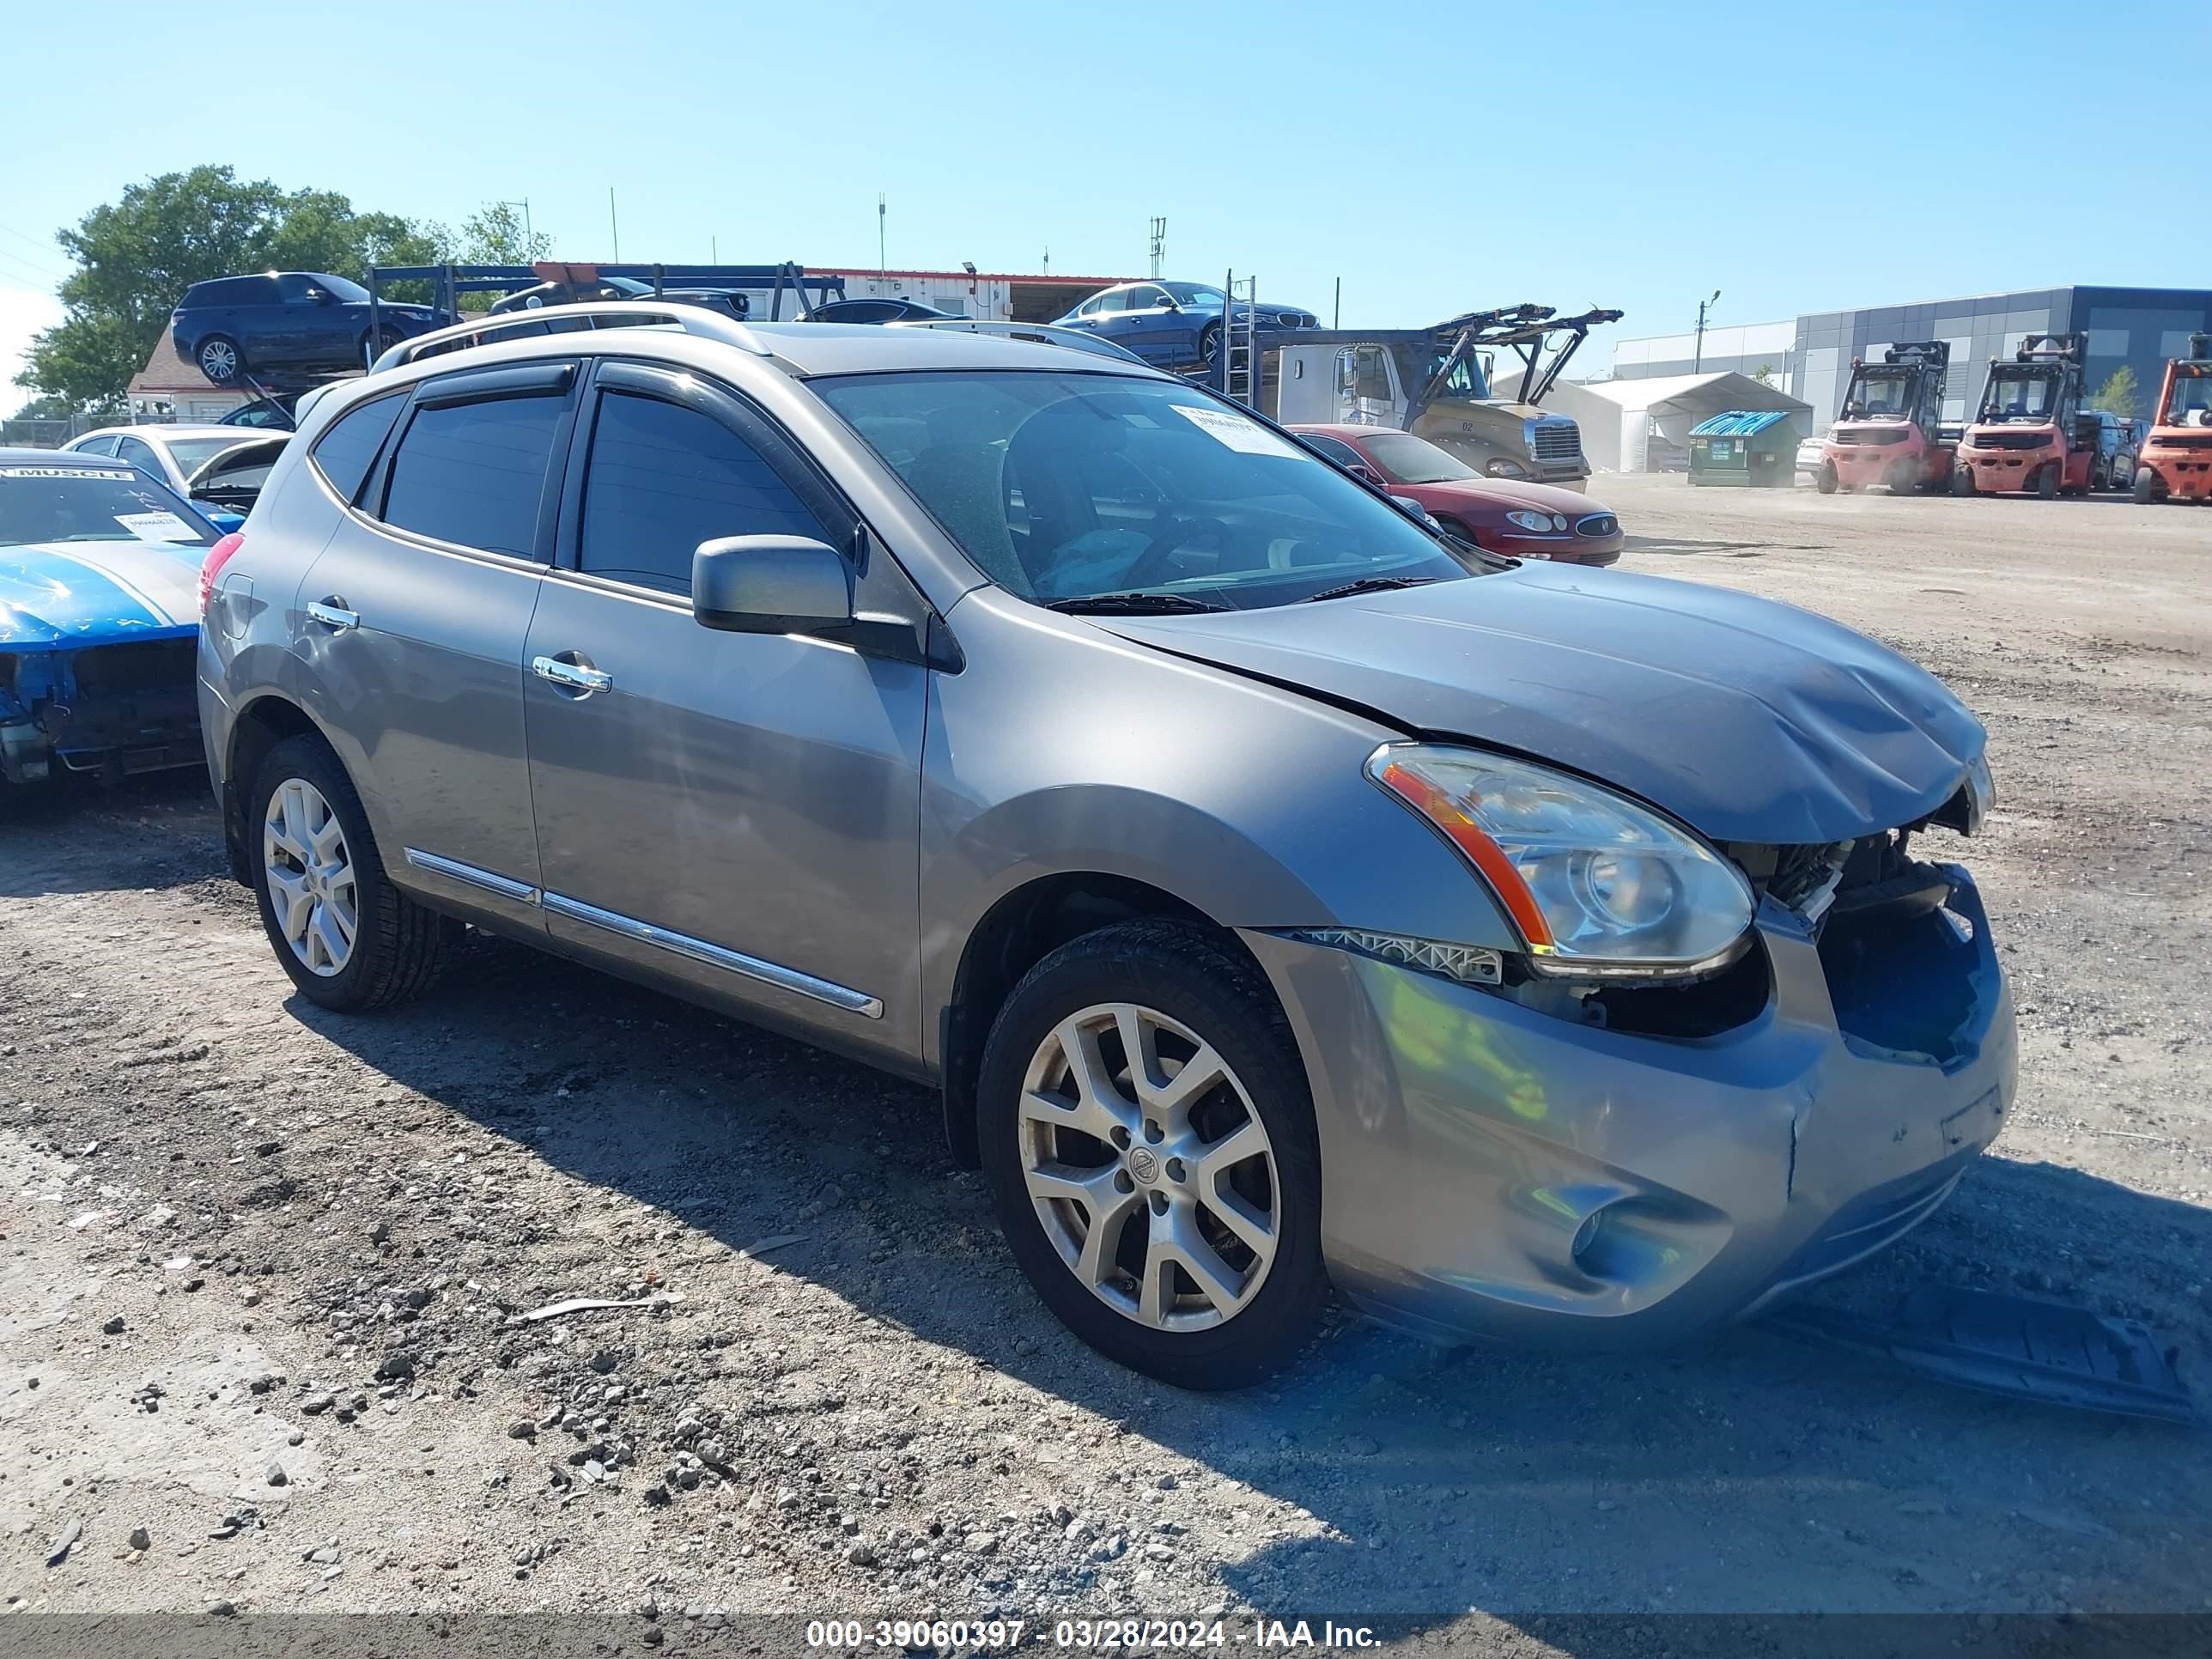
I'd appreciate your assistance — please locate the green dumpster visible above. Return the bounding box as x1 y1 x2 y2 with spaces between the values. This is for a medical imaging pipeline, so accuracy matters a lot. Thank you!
1687 410 1797 487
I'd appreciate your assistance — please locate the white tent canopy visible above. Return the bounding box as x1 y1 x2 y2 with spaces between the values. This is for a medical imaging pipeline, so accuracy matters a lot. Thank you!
1547 372 1811 473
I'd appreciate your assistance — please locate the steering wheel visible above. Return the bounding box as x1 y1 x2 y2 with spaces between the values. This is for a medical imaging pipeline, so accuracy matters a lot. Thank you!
1118 514 1235 588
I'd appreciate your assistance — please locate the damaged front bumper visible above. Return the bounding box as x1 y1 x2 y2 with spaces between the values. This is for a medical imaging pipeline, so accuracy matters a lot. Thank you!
1244 864 2015 1349
0 636 203 786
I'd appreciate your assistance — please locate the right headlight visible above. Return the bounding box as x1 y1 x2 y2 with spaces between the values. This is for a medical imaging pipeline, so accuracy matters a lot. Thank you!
1368 744 1756 978
1485 458 1531 479
1503 509 1555 533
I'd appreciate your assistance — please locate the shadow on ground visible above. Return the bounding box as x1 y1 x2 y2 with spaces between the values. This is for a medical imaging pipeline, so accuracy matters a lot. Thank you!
284 932 2212 1631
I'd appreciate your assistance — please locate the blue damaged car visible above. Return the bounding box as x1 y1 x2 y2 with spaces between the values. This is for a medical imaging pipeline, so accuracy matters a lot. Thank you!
0 450 223 788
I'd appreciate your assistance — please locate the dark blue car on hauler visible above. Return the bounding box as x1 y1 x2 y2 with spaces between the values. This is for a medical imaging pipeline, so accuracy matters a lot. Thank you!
170 272 451 387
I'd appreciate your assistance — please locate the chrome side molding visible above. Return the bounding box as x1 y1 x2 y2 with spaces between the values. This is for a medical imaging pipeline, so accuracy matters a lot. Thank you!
404 847 540 904
540 891 884 1019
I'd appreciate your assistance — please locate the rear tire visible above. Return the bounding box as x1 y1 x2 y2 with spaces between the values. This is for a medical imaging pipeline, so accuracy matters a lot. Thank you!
249 733 455 1012
197 335 242 384
1196 320 1223 368
977 921 1326 1390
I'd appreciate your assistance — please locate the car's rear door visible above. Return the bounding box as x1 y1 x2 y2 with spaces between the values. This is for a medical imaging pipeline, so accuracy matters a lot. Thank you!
520 359 927 1066
293 366 579 934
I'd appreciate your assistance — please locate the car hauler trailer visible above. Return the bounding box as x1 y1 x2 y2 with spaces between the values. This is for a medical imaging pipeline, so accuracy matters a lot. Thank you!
2133 332 2212 504
1954 333 2100 498
1818 342 1955 495
1191 303 1620 490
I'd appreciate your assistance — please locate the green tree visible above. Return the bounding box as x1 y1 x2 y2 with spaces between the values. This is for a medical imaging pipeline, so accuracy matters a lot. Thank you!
15 165 447 408
2089 364 2142 420
1751 362 1775 386
453 202 550 267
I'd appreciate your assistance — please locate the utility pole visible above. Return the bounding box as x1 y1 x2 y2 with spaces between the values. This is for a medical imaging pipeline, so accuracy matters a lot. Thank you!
1042 246 1049 274
1148 216 1166 279
1694 289 1721 373
878 194 887 289
609 188 620 261
711 236 717 264
1334 276 1341 330
496 198 533 257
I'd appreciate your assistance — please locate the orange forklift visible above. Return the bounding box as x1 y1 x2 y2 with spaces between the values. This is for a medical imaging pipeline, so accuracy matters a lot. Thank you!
1818 341 1954 494
2132 332 2212 504
1953 334 2100 498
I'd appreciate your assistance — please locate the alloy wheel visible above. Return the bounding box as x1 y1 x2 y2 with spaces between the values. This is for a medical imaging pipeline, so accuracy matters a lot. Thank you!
200 339 239 381
1018 1001 1279 1332
263 777 358 977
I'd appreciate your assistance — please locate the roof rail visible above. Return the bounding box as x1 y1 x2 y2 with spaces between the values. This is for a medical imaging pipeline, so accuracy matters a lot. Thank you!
370 301 773 374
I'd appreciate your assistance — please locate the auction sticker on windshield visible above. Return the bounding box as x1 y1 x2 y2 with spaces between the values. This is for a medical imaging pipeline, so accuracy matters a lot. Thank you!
112 511 198 543
1170 403 1303 458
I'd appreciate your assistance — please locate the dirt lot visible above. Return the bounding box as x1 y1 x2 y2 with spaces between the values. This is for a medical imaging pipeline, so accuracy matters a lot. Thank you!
3 477 2208 1642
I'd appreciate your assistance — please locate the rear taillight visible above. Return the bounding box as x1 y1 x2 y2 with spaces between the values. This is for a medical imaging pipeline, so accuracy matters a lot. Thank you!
199 532 245 617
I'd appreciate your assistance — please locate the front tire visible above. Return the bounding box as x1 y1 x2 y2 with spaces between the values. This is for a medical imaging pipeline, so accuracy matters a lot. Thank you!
2133 466 2161 505
2036 463 2059 500
197 335 242 384
249 734 454 1012
1815 462 1838 495
1952 465 1976 495
977 921 1325 1390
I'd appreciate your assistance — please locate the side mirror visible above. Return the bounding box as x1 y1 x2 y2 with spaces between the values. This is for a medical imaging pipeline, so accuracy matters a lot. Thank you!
692 535 854 634
1347 463 1388 490
308 289 333 305
1156 296 1179 312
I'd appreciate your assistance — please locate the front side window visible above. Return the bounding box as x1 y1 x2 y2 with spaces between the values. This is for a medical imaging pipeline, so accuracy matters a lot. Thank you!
116 437 161 471
1163 283 1229 311
817 370 1474 611
311 393 407 505
576 392 830 595
380 393 565 556
1351 346 1394 402
1298 433 1366 469
164 436 247 477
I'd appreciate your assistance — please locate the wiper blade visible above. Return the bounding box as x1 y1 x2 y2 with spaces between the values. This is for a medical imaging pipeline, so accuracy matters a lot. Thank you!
1045 592 1226 615
1301 576 1438 604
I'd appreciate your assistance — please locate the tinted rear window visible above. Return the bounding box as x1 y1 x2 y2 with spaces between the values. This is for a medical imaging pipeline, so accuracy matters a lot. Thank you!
380 394 565 557
185 276 276 306
311 394 406 504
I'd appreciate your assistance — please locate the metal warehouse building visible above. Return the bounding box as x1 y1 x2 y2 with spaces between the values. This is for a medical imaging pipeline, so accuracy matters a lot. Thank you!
1610 286 2212 430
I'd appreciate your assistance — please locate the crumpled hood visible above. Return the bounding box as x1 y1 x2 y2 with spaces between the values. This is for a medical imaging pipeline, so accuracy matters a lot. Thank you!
1102 562 1986 845
0 538 203 648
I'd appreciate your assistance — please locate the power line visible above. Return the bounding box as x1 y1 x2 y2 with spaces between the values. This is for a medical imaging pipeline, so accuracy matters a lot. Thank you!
0 244 66 287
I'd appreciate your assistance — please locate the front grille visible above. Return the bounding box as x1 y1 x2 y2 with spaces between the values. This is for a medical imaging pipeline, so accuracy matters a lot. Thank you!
1529 422 1582 463
1834 427 1909 446
1971 429 2047 450
68 639 198 696
2157 434 2212 451
1574 513 1617 538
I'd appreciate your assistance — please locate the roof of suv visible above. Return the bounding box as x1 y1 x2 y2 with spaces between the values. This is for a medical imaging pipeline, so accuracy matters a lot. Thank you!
381 314 1172 384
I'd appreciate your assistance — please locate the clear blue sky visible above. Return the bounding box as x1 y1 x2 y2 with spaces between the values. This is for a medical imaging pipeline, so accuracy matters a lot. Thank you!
3 0 2205 395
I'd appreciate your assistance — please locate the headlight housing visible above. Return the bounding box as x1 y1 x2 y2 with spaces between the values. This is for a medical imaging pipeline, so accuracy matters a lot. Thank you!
1485 458 1531 479
1368 744 1756 978
1503 508 1562 533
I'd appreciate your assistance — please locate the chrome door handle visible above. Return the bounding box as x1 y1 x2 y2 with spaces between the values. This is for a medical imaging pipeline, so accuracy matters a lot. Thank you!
532 654 614 695
306 599 359 632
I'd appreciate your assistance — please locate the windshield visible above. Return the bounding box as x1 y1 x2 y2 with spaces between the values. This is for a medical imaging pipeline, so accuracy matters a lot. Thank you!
166 437 247 475
1981 369 2058 422
2163 368 2212 426
1162 283 1229 310
1842 370 1915 420
815 371 1474 611
316 274 371 303
1357 430 1478 484
1422 348 1492 401
0 464 219 549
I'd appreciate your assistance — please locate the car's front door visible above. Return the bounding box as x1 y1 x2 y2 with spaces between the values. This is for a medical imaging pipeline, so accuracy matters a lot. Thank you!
1116 284 1195 363
294 366 577 934
521 361 927 1064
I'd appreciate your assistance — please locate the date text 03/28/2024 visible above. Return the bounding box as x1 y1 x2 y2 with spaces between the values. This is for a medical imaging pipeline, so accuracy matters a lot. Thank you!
805 1618 1382 1649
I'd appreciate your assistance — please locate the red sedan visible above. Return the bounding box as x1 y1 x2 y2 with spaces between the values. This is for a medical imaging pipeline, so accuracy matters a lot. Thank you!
1291 424 1624 566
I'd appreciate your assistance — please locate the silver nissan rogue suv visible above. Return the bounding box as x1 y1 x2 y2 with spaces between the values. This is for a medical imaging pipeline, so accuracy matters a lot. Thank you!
198 303 2014 1389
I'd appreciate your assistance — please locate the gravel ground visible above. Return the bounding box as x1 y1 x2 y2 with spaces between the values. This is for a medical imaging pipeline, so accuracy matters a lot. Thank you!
2 477 2207 1643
